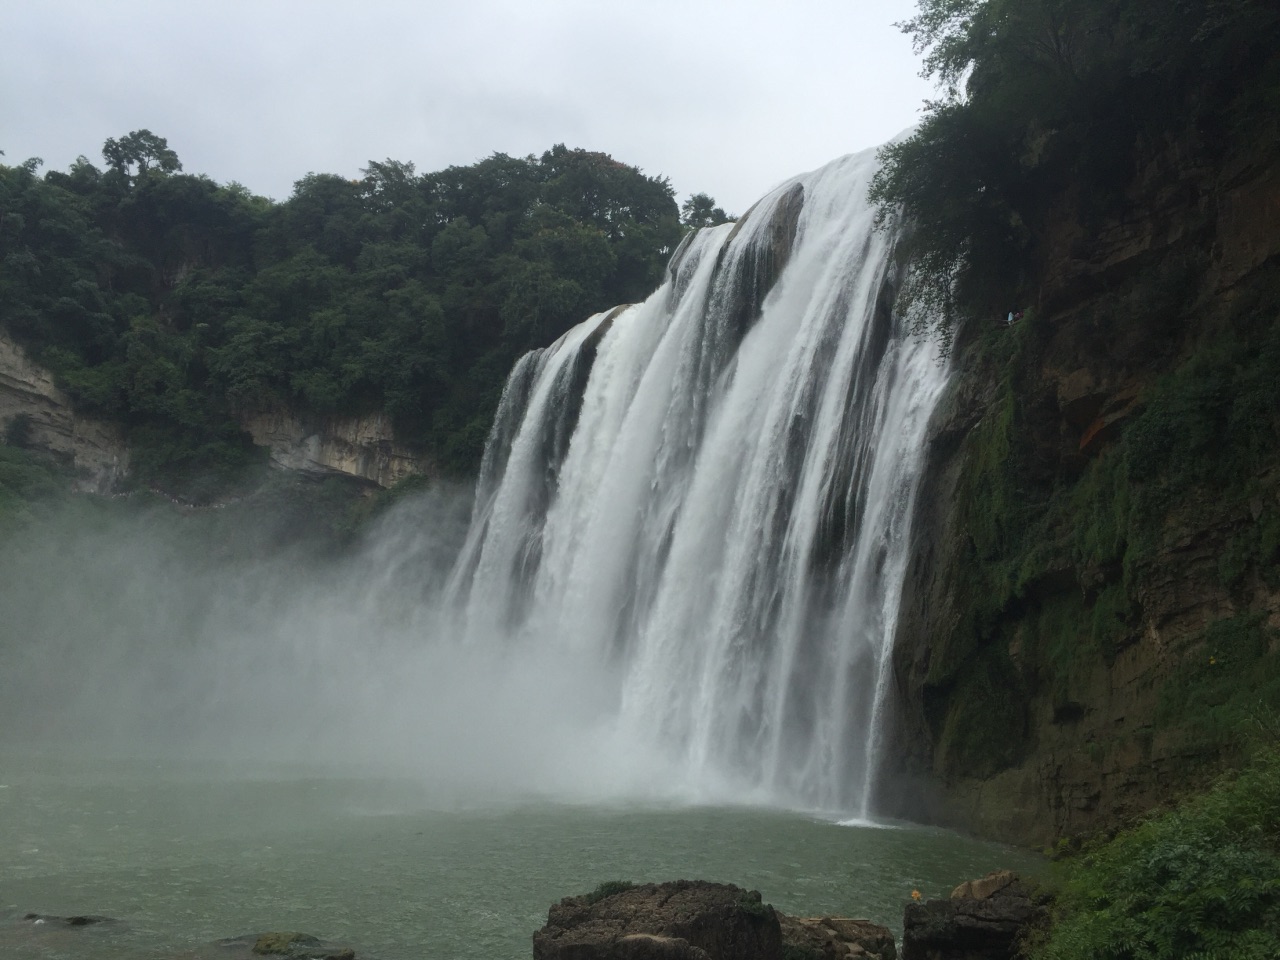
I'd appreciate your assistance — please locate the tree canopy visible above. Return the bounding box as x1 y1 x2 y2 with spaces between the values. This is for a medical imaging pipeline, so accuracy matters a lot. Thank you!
0 136 686 492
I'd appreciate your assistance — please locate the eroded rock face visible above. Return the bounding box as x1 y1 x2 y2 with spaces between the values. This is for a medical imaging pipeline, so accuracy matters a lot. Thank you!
0 331 129 490
240 407 430 488
901 872 1048 960
532 880 782 960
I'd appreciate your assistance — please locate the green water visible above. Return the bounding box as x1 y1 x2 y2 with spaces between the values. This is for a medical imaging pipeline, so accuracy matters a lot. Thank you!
0 755 1039 959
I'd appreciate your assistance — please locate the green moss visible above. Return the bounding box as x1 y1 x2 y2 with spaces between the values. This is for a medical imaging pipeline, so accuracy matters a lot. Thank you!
935 295 1280 776
1156 614 1280 748
935 645 1027 778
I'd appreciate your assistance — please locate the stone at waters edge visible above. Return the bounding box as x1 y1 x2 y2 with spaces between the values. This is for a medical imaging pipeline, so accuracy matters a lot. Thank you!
533 880 781 960
532 880 897 960
901 871 1049 960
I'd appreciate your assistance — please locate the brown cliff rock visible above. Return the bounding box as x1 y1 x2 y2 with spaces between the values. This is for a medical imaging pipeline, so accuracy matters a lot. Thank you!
0 331 129 491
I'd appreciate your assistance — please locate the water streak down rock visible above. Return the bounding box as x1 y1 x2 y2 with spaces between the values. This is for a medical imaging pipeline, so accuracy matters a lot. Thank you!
447 146 948 813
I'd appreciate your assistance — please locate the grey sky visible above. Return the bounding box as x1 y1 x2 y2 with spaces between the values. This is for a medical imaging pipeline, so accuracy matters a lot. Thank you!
3 0 932 214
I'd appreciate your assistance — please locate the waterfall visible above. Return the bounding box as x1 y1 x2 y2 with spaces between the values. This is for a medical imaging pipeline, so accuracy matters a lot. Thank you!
446 146 948 815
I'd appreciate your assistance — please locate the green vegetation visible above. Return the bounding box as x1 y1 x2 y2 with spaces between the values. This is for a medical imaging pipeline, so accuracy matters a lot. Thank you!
1156 615 1280 749
0 443 71 529
928 288 1280 774
680 192 733 229
870 0 1280 335
1033 747 1280 959
1 133 710 496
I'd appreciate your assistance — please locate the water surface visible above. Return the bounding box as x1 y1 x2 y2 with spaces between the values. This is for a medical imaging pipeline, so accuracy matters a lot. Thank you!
0 754 1039 959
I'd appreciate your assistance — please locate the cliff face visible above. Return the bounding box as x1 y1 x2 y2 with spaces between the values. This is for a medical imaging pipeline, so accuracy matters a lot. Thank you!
885 133 1280 846
240 408 429 488
0 333 129 491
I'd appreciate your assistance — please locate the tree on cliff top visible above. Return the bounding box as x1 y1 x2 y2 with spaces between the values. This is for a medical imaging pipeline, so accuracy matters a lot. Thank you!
102 129 182 182
680 193 733 229
869 0 1280 339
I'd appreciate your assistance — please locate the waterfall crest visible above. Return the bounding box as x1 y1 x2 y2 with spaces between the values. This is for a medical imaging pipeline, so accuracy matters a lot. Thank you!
447 146 948 814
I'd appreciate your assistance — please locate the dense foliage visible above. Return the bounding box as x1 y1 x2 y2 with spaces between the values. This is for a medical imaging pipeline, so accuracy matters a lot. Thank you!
0 134 691 491
869 0 1280 333
1034 747 1280 960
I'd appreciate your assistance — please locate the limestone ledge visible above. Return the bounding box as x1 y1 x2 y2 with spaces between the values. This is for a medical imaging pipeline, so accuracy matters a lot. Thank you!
0 332 128 492
240 408 428 488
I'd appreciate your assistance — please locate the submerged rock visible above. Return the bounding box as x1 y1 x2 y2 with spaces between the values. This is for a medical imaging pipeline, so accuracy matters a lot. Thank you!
901 871 1048 960
533 880 782 960
214 931 356 959
22 912 116 927
778 914 896 960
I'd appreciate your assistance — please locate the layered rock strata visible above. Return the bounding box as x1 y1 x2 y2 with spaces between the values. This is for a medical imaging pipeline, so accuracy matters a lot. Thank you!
240 407 429 488
0 332 128 491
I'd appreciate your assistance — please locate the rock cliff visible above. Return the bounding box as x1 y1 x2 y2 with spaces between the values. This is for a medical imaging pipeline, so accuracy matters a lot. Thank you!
240 407 429 488
884 131 1280 845
0 332 128 491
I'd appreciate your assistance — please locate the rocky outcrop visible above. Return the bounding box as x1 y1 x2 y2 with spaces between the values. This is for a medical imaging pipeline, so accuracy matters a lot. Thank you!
778 915 897 960
0 331 129 491
533 881 782 960
532 881 897 960
901 872 1048 960
241 407 430 488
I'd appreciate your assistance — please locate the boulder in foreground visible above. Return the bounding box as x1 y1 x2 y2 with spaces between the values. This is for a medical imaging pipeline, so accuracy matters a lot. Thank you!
901 871 1048 960
533 880 782 960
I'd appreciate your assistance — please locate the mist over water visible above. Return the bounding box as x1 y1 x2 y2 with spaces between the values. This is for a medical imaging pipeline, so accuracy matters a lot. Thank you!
0 147 947 819
0 490 674 803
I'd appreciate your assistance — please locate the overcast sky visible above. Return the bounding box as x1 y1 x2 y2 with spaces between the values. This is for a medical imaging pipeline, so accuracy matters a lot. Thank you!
3 0 933 215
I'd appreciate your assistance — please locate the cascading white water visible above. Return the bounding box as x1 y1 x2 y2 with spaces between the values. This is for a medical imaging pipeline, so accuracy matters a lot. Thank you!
447 146 948 816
